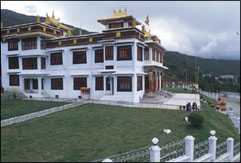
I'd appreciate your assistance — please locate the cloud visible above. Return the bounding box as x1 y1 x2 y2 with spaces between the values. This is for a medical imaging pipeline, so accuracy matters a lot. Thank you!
24 5 37 14
1 1 240 59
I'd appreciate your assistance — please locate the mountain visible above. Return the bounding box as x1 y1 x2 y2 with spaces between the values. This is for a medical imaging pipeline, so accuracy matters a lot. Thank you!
164 51 240 92
164 51 240 79
1 9 91 35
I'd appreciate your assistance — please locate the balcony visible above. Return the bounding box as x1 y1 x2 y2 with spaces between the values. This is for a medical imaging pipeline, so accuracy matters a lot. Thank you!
143 60 168 69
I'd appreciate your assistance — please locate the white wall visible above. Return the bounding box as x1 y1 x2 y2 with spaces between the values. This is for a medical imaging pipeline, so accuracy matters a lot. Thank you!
1 38 148 103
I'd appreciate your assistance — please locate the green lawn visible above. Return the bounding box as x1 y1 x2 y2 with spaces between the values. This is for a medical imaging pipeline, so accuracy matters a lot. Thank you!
1 98 68 120
1 101 239 162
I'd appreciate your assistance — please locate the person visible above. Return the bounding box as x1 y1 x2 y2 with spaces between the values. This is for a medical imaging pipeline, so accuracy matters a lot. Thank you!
192 102 198 111
186 102 191 112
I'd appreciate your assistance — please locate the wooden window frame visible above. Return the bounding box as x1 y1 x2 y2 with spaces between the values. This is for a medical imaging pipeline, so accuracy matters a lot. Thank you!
117 76 132 92
8 56 19 69
9 75 19 86
24 79 30 90
95 49 104 63
50 52 63 65
8 40 18 51
22 37 37 50
22 57 38 70
73 51 87 64
137 46 143 61
32 79 38 89
137 76 143 91
41 57 46 69
117 45 132 61
105 46 113 60
51 78 63 90
73 77 87 90
95 76 104 90
109 22 124 29
144 47 149 60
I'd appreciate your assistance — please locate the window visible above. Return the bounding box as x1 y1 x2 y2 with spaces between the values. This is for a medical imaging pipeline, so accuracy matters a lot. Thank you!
137 76 143 91
95 76 103 90
144 48 149 60
73 77 87 90
8 40 18 51
41 57 46 69
117 76 132 92
22 57 37 69
95 49 104 63
8 56 19 69
109 22 123 29
117 45 132 61
51 78 63 90
50 52 63 65
24 79 30 90
9 75 19 86
32 79 38 89
105 65 114 69
73 51 87 64
22 38 37 50
41 79 44 90
105 46 113 60
137 46 143 61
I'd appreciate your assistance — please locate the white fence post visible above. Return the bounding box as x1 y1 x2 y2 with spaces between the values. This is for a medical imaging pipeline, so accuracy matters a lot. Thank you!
227 137 234 161
102 158 112 162
208 131 218 161
149 137 161 162
184 135 195 162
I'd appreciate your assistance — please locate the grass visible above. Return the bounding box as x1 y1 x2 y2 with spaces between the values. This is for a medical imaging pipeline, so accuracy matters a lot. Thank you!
1 100 239 162
1 97 68 120
163 87 194 94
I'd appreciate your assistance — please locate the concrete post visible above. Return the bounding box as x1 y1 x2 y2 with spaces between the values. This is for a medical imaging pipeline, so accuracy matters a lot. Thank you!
102 158 112 162
38 77 42 95
149 137 161 162
37 57 41 70
227 137 234 161
184 135 195 162
208 131 218 161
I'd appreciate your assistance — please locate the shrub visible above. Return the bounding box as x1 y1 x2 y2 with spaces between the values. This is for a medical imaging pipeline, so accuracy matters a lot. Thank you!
2 88 26 100
188 112 204 128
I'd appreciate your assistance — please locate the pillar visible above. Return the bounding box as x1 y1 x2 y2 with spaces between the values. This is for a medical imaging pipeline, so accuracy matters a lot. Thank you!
208 132 218 161
149 137 161 162
37 57 41 70
185 135 195 162
148 72 153 94
38 77 41 95
159 73 162 91
227 137 234 161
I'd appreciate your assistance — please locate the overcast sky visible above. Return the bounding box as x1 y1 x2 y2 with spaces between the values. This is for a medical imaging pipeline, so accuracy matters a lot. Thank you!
2 1 240 60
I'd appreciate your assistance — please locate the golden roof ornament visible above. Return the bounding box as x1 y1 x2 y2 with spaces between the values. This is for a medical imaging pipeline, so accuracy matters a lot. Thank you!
111 9 128 18
45 11 72 33
36 15 40 23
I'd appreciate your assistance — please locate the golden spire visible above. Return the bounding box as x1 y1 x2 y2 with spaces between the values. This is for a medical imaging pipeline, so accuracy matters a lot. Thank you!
145 15 150 26
111 8 128 18
52 10 55 19
36 15 40 23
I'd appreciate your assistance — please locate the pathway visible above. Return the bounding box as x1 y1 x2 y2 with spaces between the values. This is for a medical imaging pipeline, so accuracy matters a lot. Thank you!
1 100 87 127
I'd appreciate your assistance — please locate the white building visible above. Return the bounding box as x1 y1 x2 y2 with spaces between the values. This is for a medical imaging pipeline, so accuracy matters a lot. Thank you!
1 10 168 103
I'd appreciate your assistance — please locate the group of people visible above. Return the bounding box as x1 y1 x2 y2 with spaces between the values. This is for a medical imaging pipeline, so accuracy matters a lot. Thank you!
180 102 199 112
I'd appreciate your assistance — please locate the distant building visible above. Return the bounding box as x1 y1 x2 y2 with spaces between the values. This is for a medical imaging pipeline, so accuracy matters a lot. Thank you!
219 75 235 79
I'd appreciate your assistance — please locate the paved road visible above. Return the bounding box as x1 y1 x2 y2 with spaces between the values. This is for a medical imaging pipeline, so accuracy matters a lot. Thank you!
200 90 240 116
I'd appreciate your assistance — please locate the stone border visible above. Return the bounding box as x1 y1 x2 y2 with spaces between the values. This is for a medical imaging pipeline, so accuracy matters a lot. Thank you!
1 101 87 127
